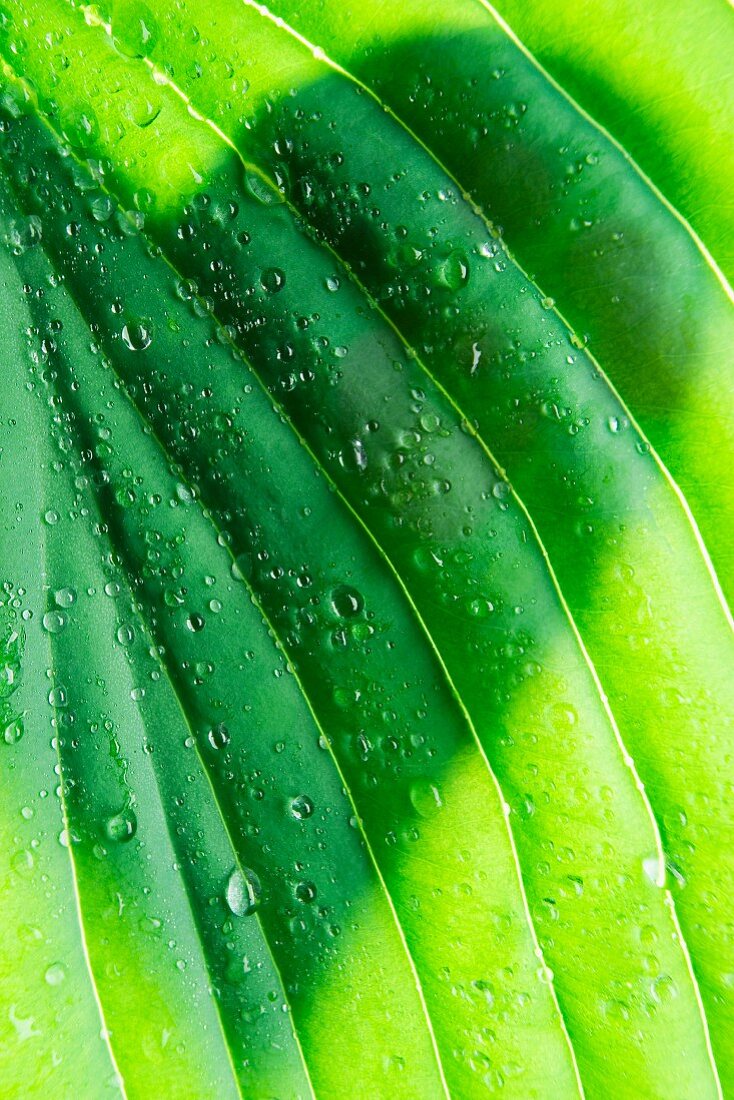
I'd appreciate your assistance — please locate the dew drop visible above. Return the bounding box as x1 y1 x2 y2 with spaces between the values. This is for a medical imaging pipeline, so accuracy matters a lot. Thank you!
245 171 283 206
226 867 262 916
290 795 314 820
435 250 469 290
295 881 317 904
260 268 286 294
42 610 67 635
2 714 24 745
331 585 363 618
44 962 66 986
105 808 137 843
410 779 444 818
54 587 76 608
208 723 230 750
122 321 152 351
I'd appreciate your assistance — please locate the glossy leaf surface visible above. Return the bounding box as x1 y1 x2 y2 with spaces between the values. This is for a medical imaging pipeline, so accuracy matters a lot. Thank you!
1 1 732 1096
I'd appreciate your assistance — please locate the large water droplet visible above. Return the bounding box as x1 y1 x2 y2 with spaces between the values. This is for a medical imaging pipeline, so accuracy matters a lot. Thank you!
435 250 469 290
245 171 284 206
122 321 152 351
410 779 444 818
290 795 314 820
260 268 286 294
105 808 137 843
42 610 67 635
3 714 24 745
208 723 230 750
331 585 363 618
226 867 262 916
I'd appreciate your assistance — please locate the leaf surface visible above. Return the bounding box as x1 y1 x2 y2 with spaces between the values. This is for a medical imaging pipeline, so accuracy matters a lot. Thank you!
1 1 733 1096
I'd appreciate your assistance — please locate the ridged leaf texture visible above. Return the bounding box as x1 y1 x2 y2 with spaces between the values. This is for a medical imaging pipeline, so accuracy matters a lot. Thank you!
1 1 733 1096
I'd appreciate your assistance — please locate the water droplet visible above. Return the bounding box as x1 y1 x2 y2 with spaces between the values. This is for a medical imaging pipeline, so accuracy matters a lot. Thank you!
410 779 444 818
245 171 283 205
105 808 137 843
48 685 67 708
0 625 24 699
607 415 630 433
111 0 159 58
290 795 314 820
44 962 66 986
3 714 24 745
116 623 135 646
260 268 286 294
54 587 76 608
226 867 262 916
643 855 665 886
207 723 230 750
122 321 152 351
42 610 67 635
435 250 469 290
331 585 363 618
295 881 317 903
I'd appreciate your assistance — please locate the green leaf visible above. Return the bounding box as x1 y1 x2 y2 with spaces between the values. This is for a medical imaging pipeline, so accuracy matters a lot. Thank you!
1 0 732 1096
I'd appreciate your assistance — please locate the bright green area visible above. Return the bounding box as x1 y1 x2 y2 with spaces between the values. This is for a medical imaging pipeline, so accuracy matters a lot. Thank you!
487 0 734 279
